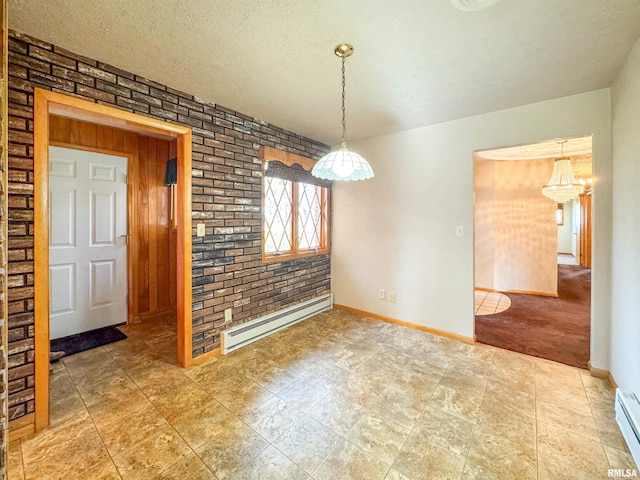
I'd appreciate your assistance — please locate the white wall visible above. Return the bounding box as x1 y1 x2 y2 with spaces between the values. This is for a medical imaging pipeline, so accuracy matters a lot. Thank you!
332 89 612 369
557 201 573 254
611 36 640 394
475 158 557 295
473 159 495 289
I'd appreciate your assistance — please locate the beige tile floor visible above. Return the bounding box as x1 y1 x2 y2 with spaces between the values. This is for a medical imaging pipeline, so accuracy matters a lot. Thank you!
9 309 638 479
474 290 511 315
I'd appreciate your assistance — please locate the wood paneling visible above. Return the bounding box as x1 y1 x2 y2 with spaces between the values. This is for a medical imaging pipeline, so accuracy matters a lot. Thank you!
49 115 177 320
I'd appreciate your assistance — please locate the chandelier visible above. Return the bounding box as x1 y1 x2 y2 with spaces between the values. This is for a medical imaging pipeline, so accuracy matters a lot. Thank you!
542 141 584 203
312 44 374 182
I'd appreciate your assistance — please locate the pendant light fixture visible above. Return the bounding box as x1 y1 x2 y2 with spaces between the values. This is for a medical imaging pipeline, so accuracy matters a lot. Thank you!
312 43 374 182
542 141 584 203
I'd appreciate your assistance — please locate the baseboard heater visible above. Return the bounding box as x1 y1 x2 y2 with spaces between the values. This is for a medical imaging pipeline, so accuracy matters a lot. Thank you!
615 389 640 468
221 294 333 355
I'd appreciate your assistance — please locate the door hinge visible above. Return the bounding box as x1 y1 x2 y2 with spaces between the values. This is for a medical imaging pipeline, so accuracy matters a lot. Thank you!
126 295 129 305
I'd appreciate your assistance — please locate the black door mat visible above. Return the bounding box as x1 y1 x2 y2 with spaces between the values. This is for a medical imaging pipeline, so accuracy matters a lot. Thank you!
50 325 127 359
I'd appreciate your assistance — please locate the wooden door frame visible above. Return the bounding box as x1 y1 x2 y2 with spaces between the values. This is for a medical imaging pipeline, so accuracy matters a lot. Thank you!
34 89 193 431
579 194 592 268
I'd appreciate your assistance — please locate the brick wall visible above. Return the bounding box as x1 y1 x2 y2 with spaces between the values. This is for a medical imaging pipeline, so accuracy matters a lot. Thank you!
1 1 8 475
5 30 331 422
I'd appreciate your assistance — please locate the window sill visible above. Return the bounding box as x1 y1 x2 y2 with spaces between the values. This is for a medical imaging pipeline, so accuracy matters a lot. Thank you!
262 249 330 264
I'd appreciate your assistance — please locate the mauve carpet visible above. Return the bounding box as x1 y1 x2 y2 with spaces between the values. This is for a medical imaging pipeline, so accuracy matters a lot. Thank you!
475 265 591 368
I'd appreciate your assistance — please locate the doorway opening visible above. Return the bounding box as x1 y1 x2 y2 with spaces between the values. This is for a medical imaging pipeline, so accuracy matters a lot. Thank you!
472 135 593 368
34 89 193 431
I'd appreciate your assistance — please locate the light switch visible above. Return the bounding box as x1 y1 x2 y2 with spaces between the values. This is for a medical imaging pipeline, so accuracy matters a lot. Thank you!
456 225 464 237
196 223 206 237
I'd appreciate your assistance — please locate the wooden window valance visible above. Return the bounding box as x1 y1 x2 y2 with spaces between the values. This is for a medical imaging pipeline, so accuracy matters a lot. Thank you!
259 146 332 188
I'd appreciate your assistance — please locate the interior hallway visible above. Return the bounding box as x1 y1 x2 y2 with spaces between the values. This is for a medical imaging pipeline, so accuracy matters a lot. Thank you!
8 310 634 479
558 253 579 265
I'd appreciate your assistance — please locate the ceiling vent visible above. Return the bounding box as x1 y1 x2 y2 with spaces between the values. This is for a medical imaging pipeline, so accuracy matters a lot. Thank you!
451 0 502 11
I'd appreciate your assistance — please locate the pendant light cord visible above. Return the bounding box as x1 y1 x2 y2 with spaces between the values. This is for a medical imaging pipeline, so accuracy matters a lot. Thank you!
341 55 347 148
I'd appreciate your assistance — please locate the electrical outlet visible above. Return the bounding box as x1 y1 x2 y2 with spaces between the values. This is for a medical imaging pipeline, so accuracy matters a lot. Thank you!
379 289 386 300
456 225 464 237
224 308 233 323
389 292 396 303
196 223 206 237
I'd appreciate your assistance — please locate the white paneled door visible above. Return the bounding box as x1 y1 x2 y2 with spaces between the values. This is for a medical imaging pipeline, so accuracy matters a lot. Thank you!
49 146 128 339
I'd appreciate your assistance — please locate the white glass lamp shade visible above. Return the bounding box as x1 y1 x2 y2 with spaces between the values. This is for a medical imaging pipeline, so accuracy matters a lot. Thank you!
542 157 584 203
311 147 374 181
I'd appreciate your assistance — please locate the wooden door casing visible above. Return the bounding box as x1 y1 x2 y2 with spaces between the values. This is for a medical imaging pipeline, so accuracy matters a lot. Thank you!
580 194 592 268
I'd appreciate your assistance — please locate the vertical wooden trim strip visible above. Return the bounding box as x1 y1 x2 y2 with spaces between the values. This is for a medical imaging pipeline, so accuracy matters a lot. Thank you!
124 133 139 321
261 163 267 264
125 152 137 324
33 90 50 431
177 131 192 367
323 187 330 252
292 182 299 253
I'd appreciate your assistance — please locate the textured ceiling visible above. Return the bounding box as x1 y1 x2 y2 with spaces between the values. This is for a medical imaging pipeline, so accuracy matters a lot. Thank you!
476 135 593 178
8 0 640 144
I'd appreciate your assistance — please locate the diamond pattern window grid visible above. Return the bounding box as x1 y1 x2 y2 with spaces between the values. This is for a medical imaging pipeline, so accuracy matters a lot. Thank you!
264 177 293 253
298 182 323 250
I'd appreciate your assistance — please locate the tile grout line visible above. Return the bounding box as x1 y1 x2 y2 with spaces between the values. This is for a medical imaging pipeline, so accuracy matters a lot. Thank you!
54 352 123 479
459 346 493 479
533 362 617 474
154 369 239 480
94 339 196 478
535 364 614 477
580 370 618 470
386 374 434 478
270 411 345 480
82 346 137 479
